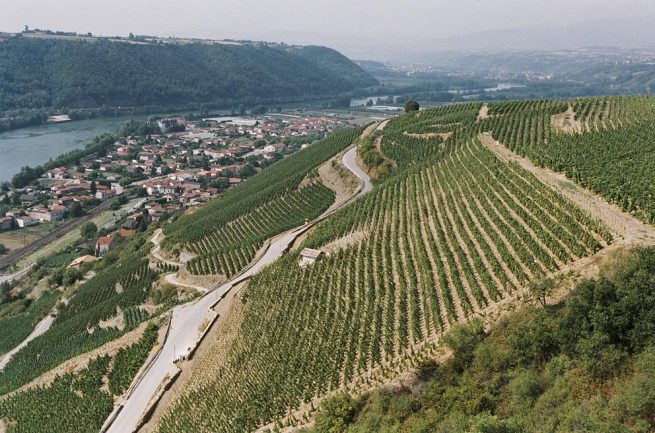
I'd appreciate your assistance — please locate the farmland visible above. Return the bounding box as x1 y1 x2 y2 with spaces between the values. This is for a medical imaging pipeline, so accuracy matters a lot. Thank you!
155 101 615 432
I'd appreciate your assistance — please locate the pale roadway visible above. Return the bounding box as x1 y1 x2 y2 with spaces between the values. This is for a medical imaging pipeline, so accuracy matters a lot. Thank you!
0 313 54 370
105 126 379 433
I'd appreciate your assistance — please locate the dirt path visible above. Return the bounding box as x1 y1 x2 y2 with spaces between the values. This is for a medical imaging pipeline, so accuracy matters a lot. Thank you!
150 229 184 267
477 104 489 121
479 133 655 246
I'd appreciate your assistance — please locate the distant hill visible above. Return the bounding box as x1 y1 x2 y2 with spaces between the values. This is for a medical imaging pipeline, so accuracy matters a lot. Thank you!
0 35 377 112
427 15 655 52
354 15 655 63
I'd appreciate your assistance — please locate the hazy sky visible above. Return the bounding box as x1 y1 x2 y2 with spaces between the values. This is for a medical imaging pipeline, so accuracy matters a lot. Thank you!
1 0 654 54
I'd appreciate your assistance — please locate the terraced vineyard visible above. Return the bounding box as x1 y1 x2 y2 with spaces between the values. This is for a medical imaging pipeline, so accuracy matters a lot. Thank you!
156 103 611 433
186 180 335 277
0 324 158 433
0 235 158 395
480 96 655 224
163 127 364 273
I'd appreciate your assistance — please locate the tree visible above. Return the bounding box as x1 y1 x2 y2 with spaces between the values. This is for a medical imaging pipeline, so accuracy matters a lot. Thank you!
251 105 268 115
70 201 84 217
404 100 420 113
90 181 97 195
80 222 98 241
0 244 7 255
528 277 556 307
238 163 256 179
314 394 357 433
366 99 374 107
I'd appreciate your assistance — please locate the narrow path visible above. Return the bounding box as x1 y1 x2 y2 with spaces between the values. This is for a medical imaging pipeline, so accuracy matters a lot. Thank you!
479 133 655 246
0 314 54 370
150 229 184 268
105 124 378 433
163 273 208 293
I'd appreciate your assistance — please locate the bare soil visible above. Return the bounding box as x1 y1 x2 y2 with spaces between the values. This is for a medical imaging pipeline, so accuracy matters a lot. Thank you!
317 158 358 212
551 106 582 134
402 131 451 141
321 231 365 255
477 104 490 121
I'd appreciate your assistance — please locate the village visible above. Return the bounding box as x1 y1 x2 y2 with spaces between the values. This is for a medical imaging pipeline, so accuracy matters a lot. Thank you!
0 113 353 257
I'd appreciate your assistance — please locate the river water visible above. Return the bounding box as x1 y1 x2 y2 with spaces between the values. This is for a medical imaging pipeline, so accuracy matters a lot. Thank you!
0 115 146 182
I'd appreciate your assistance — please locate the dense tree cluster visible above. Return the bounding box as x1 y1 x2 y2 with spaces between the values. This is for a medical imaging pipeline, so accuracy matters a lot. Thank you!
0 37 377 114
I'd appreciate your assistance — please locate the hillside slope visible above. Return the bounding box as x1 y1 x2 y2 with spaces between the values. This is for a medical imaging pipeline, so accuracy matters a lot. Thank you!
154 102 625 433
0 36 377 112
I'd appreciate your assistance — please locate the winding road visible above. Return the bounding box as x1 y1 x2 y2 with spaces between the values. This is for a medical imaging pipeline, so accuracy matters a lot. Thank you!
104 124 381 433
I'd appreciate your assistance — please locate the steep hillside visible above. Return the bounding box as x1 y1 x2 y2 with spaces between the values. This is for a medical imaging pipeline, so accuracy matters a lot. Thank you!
154 102 623 433
0 36 377 112
306 246 655 433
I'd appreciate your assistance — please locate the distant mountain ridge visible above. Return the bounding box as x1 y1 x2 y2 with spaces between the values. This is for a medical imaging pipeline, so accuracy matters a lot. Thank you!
429 15 655 52
331 15 655 62
0 35 377 112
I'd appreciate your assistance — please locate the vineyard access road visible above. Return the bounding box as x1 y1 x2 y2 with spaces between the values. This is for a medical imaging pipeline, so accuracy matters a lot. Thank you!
104 122 382 433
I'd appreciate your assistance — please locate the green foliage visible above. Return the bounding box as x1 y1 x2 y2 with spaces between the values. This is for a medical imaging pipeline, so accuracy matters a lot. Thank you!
0 355 113 433
301 247 655 433
166 128 363 278
482 95 655 225
80 222 98 240
404 100 420 113
0 291 58 355
0 37 376 114
107 323 158 396
313 394 359 433
0 238 156 394
156 103 608 433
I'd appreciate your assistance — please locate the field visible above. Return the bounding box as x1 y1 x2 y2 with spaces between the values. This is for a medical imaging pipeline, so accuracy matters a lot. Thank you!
156 102 613 433
0 323 158 433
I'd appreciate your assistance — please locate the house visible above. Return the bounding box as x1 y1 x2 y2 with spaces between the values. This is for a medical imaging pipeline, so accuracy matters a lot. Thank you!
96 189 116 201
20 194 37 206
115 229 135 238
45 167 67 179
67 255 97 270
29 207 65 222
0 216 13 231
15 217 38 228
95 236 114 257
300 248 324 266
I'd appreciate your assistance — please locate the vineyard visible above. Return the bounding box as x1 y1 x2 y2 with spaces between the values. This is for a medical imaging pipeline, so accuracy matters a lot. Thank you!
156 103 611 433
479 95 655 224
0 291 59 355
163 127 364 252
0 324 158 433
186 180 335 277
0 235 158 395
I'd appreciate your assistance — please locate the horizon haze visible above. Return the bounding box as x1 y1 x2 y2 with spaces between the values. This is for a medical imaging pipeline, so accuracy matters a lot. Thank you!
2 0 655 61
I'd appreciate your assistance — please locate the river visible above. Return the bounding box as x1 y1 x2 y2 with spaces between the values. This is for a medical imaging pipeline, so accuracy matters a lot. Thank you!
0 115 146 182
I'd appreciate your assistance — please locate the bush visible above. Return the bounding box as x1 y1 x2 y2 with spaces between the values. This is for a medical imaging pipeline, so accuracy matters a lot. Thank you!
442 319 485 372
314 394 358 433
